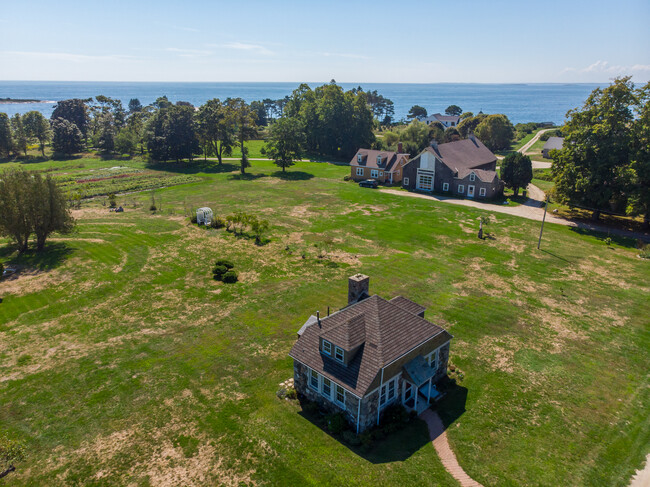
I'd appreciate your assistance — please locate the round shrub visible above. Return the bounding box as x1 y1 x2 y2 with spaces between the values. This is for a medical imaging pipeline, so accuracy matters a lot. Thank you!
222 270 238 283
213 264 228 277
214 259 234 269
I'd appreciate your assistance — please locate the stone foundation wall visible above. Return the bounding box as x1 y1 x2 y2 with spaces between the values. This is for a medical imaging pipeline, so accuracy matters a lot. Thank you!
434 342 450 382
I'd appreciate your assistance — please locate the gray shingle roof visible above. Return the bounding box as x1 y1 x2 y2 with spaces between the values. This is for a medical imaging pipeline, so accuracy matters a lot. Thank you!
543 137 564 151
426 137 496 171
289 294 452 397
389 296 426 316
350 149 410 172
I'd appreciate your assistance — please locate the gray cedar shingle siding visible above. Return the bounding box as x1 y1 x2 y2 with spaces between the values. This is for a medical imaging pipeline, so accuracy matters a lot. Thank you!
402 137 502 198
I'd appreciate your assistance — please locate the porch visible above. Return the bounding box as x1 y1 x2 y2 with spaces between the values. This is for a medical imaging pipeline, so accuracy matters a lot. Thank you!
401 355 442 415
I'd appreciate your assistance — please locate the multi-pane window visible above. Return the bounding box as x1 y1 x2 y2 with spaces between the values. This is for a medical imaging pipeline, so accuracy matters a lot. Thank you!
469 173 476 181
376 155 382 164
443 182 449 191
380 377 399 408
322 340 331 355
334 346 344 363
428 350 438 370
322 377 331 398
479 187 486 196
310 369 319 390
458 185 465 194
356 167 364 176
335 384 345 406
404 177 409 185
357 154 362 163
371 169 379 178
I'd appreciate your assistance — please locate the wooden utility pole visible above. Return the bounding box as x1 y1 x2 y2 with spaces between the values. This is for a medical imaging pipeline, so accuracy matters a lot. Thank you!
538 195 549 249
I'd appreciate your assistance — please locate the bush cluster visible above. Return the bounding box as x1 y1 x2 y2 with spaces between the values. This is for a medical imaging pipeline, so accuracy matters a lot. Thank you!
226 211 270 244
212 258 238 283
210 216 226 229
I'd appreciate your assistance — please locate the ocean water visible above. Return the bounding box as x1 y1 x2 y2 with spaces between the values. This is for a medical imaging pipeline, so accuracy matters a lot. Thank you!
0 81 602 125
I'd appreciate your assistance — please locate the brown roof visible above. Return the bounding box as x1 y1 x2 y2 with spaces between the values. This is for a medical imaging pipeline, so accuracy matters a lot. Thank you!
389 296 426 316
456 167 498 183
427 137 496 171
289 294 452 397
432 113 461 123
351 149 410 172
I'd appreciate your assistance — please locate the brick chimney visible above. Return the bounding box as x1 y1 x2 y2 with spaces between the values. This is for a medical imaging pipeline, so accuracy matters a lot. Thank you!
348 274 369 304
397 142 403 153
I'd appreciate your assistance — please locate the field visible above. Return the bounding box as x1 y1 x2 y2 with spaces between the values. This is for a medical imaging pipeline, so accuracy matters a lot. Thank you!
1 156 649 486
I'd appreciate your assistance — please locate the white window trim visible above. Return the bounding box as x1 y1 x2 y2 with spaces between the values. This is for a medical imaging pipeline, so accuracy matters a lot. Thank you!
442 182 449 191
426 349 439 370
376 155 382 164
356 167 364 176
379 171 383 176
309 368 320 391
469 173 476 182
335 384 346 409
458 184 464 194
322 377 332 399
404 177 410 185
370 169 379 178
322 340 332 356
334 346 344 363
379 375 400 409
479 187 486 196
357 154 362 163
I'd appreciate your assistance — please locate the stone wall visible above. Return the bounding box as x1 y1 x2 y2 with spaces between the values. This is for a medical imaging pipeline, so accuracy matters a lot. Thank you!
435 342 450 382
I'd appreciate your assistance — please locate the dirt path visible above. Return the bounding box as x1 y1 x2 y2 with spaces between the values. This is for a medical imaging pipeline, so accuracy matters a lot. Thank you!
519 128 553 155
420 409 484 487
379 189 650 241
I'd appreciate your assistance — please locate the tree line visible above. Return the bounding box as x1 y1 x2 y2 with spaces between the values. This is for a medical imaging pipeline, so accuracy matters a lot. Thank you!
0 82 386 171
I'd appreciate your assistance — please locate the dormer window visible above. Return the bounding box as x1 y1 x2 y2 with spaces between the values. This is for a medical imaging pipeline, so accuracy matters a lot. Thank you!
469 172 476 182
377 155 382 165
357 154 362 163
322 340 332 356
334 346 344 363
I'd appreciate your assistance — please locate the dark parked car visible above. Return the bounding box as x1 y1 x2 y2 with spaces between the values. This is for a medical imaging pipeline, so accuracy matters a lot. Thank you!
359 179 379 188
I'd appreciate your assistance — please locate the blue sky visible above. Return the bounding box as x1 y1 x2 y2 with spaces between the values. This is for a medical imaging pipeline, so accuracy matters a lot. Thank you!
1 0 649 83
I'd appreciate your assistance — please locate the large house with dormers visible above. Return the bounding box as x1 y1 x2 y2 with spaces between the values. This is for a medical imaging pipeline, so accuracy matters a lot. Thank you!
402 135 503 199
349 147 410 185
289 274 452 433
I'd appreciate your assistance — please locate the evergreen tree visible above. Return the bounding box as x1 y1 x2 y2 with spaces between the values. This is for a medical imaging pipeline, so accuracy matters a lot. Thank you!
0 113 13 158
51 118 84 155
11 114 28 156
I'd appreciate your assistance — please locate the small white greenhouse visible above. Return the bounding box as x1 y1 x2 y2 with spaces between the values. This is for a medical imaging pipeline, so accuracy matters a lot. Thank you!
196 207 213 226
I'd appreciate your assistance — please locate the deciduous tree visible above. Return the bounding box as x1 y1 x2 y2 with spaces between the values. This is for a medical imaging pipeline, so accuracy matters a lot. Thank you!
11 114 28 156
227 98 257 174
197 99 234 165
0 435 26 479
0 113 13 158
552 77 637 220
262 117 305 172
474 114 515 151
500 152 533 196
23 111 50 156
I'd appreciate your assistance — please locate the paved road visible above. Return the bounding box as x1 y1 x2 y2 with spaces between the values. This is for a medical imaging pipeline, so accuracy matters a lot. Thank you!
379 189 649 241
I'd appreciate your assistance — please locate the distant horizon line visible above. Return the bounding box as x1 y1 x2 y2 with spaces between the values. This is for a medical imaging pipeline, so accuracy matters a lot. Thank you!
0 80 609 85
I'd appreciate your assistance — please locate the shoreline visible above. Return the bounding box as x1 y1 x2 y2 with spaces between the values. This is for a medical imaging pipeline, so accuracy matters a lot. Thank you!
0 99 54 104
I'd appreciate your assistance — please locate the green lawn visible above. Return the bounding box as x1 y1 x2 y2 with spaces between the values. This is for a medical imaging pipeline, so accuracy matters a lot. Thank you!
525 138 551 160
0 156 648 486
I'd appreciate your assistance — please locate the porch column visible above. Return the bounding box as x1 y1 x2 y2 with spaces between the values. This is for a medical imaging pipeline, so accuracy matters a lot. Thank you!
428 377 432 402
414 387 418 412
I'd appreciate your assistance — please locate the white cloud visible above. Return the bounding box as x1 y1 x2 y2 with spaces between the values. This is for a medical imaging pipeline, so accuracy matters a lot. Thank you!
0 50 136 63
563 60 650 75
218 42 274 56
321 52 370 60
165 47 211 57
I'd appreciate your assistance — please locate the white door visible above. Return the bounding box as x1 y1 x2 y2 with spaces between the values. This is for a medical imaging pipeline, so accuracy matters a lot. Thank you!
468 185 475 197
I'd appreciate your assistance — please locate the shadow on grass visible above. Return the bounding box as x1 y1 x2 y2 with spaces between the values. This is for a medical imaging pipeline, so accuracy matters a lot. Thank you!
0 241 73 271
228 172 267 181
433 380 469 429
296 400 431 464
539 249 571 263
271 170 315 181
568 226 644 248
146 160 240 175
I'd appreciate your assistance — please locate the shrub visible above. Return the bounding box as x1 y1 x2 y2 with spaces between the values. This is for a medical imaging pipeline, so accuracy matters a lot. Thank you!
213 265 228 280
359 430 374 450
286 387 297 400
149 204 157 212
326 412 346 434
639 244 650 259
303 400 319 415
108 193 117 208
190 214 198 224
214 259 234 270
342 430 361 446
0 261 3 279
222 270 238 283
210 216 225 229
